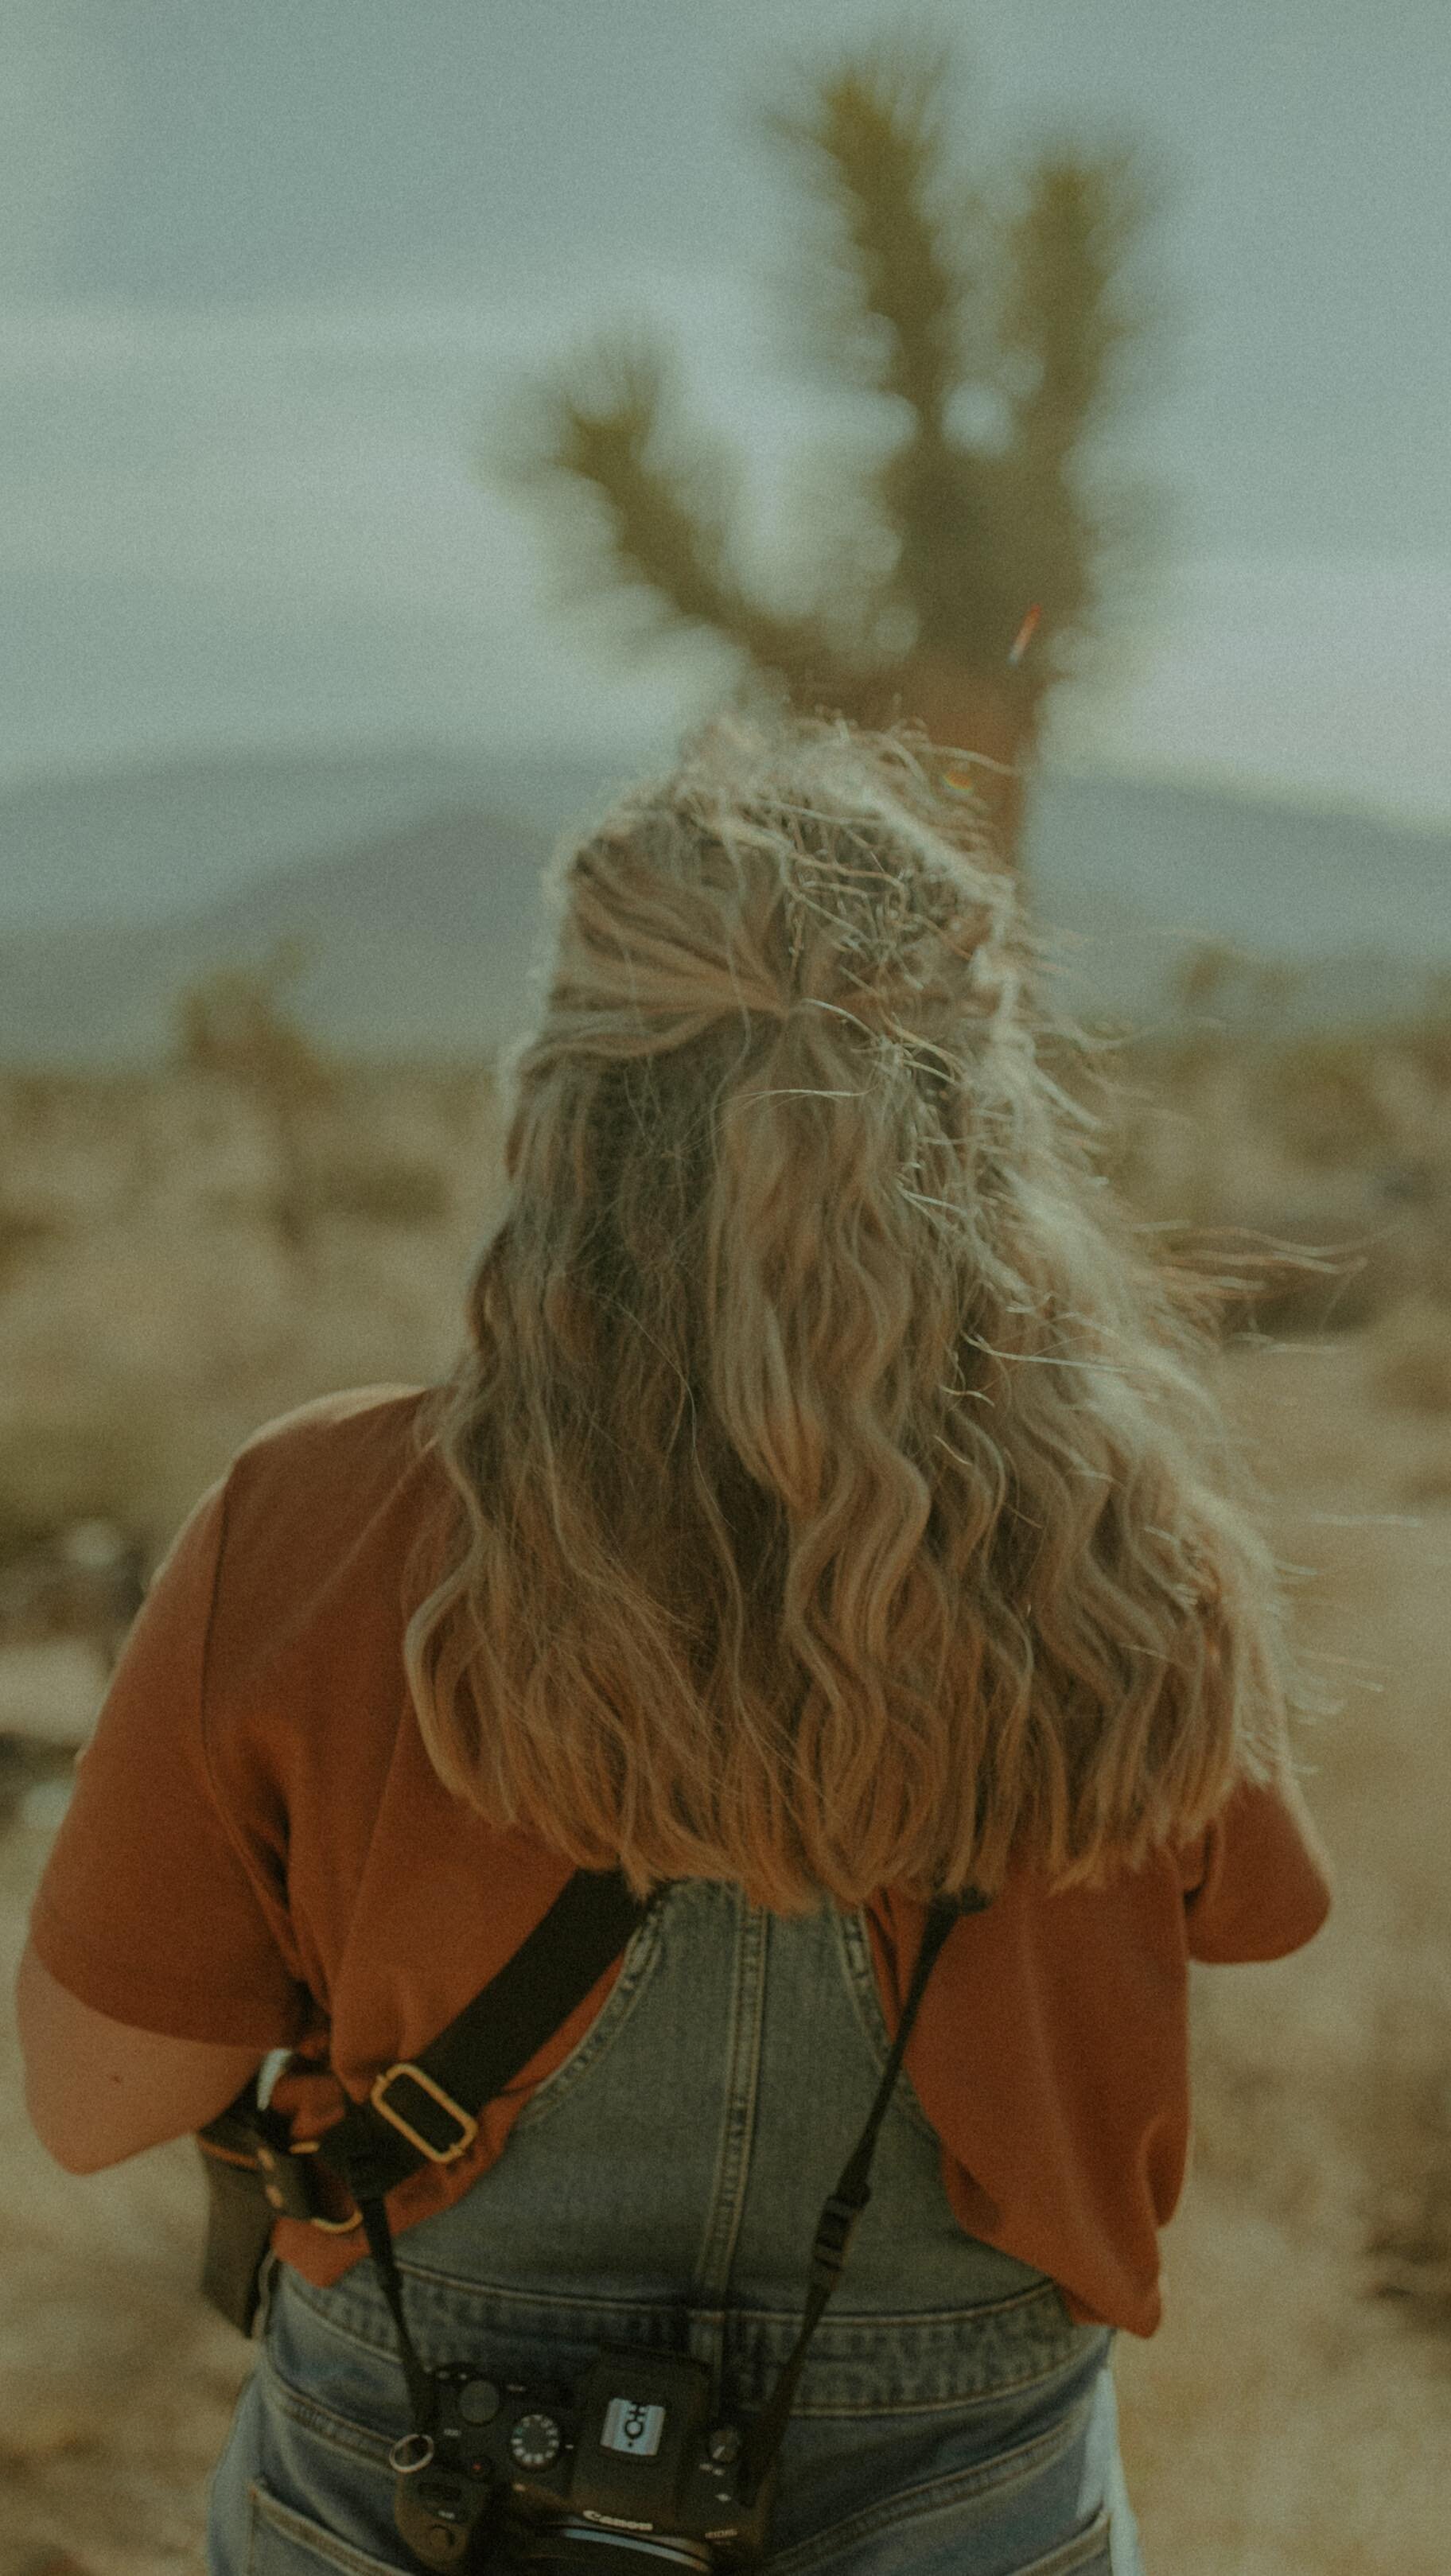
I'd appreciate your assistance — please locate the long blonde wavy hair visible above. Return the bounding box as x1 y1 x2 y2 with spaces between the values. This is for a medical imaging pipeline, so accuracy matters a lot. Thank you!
403 707 1332 1916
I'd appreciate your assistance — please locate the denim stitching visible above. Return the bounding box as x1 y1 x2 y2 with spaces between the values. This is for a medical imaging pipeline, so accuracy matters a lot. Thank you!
690 1888 766 2332
257 2342 399 2467
276 2266 1098 2418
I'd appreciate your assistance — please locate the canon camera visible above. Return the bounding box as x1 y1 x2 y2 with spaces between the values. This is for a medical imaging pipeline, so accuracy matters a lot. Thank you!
393 2344 779 2575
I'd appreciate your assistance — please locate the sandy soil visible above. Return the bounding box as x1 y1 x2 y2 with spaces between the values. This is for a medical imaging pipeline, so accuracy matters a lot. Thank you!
1113 1326 1451 2575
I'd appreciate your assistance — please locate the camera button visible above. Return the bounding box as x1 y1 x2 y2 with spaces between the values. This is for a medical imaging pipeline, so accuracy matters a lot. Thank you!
458 2378 502 2425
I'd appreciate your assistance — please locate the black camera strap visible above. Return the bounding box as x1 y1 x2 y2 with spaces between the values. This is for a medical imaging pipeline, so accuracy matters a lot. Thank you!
735 1889 982 2507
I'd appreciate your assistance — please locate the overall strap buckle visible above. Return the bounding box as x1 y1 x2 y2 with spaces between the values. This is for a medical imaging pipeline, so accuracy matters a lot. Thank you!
369 2061 479 2164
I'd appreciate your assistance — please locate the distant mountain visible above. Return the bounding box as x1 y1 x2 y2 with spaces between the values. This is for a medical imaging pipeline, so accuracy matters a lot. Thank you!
0 742 639 932
1025 768 1450 1034
0 749 1446 1067
0 803 561 1066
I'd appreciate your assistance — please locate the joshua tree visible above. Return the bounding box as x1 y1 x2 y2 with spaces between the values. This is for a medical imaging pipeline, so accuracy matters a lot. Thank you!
489 33 1176 868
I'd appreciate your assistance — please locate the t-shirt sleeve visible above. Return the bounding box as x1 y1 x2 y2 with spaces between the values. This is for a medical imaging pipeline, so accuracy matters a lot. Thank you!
26 1473 312 2049
1176 1764 1335 1963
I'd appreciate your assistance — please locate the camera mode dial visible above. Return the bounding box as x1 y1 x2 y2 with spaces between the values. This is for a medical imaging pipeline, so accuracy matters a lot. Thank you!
509 2411 564 2471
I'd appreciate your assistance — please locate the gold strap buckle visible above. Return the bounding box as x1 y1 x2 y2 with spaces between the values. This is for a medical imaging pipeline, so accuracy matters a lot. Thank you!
370 2062 479 2165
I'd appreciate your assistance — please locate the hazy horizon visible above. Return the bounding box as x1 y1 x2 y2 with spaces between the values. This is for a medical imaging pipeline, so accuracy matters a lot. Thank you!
3 734 1448 957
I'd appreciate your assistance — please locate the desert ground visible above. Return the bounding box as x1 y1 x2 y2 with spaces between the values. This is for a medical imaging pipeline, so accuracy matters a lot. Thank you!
2 1000 1449 2575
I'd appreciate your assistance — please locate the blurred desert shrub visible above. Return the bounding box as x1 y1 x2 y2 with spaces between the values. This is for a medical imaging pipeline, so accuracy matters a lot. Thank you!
1168 937 1307 1024
173 940 340 1256
173 948 458 1235
1099 985 1451 1333
173 935 336 1103
1260 1035 1401 1169
301 1154 453 1228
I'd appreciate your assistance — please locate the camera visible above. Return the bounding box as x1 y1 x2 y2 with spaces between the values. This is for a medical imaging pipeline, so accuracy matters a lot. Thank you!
393 2346 780 2574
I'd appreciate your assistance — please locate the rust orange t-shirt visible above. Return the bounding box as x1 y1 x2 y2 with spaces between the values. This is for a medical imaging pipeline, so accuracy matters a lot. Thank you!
28 1385 1334 2340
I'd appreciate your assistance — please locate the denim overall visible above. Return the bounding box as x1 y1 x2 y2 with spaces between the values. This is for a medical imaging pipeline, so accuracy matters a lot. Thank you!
207 1878 1146 2575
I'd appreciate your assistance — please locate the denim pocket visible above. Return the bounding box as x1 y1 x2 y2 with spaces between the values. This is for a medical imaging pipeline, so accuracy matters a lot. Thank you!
1015 2512 1114 2574
760 2392 1114 2576
244 2476 414 2575
767 2500 1113 2576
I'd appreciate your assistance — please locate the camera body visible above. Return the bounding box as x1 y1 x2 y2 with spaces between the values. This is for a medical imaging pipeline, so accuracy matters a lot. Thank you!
394 2347 780 2575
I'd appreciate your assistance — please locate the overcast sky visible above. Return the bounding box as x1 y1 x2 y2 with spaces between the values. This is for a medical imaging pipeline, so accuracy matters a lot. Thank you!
3 0 1448 822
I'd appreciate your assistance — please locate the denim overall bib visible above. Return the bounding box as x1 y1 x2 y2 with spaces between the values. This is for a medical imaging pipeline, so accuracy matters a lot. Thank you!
207 1878 1146 2576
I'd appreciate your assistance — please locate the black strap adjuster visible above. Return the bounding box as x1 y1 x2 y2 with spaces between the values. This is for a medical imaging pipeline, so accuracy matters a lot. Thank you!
369 2061 479 2163
245 2133 363 2232
809 2189 868 2290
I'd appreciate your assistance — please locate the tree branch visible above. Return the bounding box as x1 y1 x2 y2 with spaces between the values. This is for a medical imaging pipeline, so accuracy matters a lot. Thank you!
761 37 977 439
489 333 815 675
